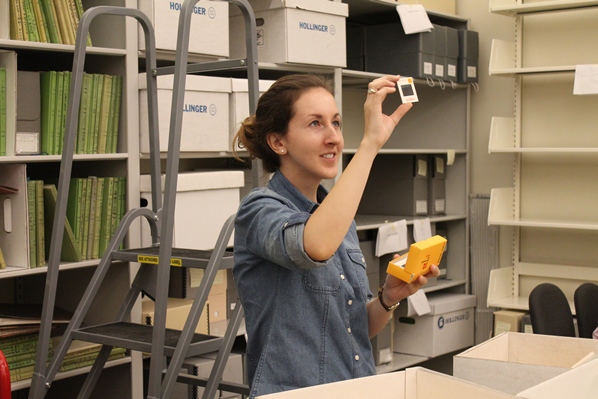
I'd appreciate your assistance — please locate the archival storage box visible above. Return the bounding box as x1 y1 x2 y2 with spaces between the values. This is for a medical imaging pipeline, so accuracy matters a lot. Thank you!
256 366 515 399
138 0 229 57
229 0 348 67
139 73 231 153
515 357 598 399
230 78 276 150
359 154 429 216
142 297 209 335
139 171 244 250
393 292 476 357
453 332 598 395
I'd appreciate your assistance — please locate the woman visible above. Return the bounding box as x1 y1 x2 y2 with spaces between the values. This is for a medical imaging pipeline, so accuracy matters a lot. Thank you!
232 74 439 398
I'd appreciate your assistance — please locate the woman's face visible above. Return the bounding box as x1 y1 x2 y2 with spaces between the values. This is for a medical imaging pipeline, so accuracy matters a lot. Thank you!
276 88 344 192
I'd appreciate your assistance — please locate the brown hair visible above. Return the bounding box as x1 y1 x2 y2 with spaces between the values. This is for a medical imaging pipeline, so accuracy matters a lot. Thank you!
233 74 334 173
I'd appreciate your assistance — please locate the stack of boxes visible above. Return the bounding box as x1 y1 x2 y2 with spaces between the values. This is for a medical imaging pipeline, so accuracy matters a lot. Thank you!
349 23 478 84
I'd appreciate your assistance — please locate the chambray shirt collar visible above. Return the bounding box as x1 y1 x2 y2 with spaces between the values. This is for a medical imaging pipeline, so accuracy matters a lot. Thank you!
268 169 328 214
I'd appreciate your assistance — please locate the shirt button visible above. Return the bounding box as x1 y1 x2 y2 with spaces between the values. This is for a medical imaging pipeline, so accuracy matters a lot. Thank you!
347 299 353 306
354 355 360 361
340 274 345 280
361 257 365 263
347 327 352 334
283 222 288 227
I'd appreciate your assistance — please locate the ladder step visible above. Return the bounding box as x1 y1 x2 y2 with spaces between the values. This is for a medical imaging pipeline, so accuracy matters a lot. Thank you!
111 246 234 269
71 322 223 357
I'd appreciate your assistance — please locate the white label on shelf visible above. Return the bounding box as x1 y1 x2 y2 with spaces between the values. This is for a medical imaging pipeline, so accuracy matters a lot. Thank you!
574 64 598 95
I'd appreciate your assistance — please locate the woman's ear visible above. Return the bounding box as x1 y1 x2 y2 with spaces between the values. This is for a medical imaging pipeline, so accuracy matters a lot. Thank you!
267 133 286 155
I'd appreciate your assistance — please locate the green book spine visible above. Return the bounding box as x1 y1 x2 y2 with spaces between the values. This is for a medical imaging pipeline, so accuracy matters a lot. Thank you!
52 71 65 156
74 0 91 46
84 176 97 260
58 71 71 154
0 333 39 347
0 339 38 357
32 0 49 43
0 67 6 156
27 180 37 268
98 176 114 255
0 245 6 269
91 177 104 259
9 0 26 41
66 178 82 247
53 0 74 45
76 73 92 154
76 177 88 255
35 180 46 267
59 350 125 372
118 177 126 249
23 0 40 42
108 75 123 153
97 74 113 154
10 365 36 383
46 0 63 43
89 74 103 154
43 184 83 262
40 70 57 155
40 0 59 43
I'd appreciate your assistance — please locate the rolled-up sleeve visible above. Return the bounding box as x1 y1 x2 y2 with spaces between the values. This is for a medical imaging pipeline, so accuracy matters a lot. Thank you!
239 190 329 271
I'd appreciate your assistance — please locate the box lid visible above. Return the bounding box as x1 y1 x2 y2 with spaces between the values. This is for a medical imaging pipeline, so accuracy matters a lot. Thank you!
427 293 477 315
246 0 348 16
231 78 276 93
138 73 232 93
140 171 244 193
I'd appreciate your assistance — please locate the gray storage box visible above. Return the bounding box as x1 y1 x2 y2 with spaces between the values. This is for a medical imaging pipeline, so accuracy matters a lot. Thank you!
458 29 479 83
370 318 392 365
359 154 428 216
428 155 447 215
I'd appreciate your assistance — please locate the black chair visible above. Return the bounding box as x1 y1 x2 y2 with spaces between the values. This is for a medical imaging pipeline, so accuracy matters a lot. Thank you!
529 283 576 337
574 282 598 339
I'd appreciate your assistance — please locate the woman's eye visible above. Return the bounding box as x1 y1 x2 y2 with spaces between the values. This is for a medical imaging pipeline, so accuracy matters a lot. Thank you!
333 120 341 128
310 120 321 127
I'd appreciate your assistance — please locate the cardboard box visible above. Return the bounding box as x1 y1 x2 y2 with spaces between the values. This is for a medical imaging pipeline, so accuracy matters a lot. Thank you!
256 366 515 399
453 332 598 395
207 292 227 323
229 78 276 150
16 71 40 155
169 267 228 299
230 0 348 67
139 74 231 153
493 310 526 336
515 357 598 399
394 292 476 357
138 0 229 57
457 29 479 83
139 171 244 250
172 352 244 399
142 297 209 335
371 317 393 366
359 154 429 216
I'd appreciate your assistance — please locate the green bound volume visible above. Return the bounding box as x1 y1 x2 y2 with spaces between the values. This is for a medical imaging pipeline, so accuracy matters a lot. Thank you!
90 177 105 259
76 73 93 154
108 75 123 153
32 0 49 43
40 70 57 155
35 180 46 267
27 180 37 267
83 176 97 259
43 184 83 262
0 67 6 156
97 75 113 154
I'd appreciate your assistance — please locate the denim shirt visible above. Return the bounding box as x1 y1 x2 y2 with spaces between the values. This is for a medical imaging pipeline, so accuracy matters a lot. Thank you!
233 170 376 398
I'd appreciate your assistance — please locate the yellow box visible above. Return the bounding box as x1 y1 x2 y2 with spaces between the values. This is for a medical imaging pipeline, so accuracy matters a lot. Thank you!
387 235 447 283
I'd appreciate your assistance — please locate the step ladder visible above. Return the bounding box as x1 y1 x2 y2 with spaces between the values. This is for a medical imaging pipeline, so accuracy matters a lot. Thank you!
28 1 260 398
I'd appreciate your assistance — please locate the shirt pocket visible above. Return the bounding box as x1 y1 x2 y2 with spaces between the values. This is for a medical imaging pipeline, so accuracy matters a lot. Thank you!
347 249 371 300
302 265 342 295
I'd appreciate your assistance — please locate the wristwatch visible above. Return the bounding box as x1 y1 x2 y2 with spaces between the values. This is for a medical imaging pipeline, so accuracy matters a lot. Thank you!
378 287 400 312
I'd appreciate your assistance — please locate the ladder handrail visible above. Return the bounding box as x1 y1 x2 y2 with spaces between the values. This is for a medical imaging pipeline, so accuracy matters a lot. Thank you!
29 6 160 399
148 1 259 398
